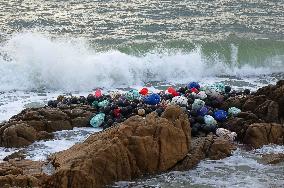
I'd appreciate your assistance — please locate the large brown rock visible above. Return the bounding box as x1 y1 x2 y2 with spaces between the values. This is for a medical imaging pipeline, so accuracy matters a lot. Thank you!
243 123 284 148
221 95 248 110
43 106 191 188
0 105 95 147
0 160 45 188
173 135 236 171
255 80 284 121
242 95 279 123
255 80 284 102
0 123 38 147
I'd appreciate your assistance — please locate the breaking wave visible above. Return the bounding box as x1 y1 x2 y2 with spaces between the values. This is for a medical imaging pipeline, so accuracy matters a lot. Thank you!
0 33 283 91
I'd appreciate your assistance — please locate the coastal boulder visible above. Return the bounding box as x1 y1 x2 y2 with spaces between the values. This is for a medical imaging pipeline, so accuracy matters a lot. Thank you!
0 105 95 147
0 123 38 148
243 123 284 148
0 160 45 188
43 106 191 188
173 135 236 171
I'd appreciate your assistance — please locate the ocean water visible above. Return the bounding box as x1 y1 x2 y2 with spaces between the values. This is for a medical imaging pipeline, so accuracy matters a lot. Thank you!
0 0 284 187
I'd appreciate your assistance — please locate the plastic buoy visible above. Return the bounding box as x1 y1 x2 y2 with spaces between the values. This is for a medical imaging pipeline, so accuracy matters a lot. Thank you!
197 106 208 116
113 108 121 117
92 100 99 108
187 82 200 90
225 86 231 93
167 87 179 96
191 88 199 93
94 89 102 98
214 110 228 122
196 91 207 99
192 99 205 111
98 100 109 108
144 93 161 105
228 107 241 117
171 96 188 106
109 91 121 99
90 113 105 127
125 89 141 100
204 115 217 126
139 88 149 96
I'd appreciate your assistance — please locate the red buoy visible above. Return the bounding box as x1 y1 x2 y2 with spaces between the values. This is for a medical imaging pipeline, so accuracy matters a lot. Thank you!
139 88 148 95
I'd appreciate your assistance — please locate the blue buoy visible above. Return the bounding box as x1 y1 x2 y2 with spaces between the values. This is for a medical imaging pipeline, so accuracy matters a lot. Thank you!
214 110 228 122
187 82 200 90
197 106 208 116
144 93 161 105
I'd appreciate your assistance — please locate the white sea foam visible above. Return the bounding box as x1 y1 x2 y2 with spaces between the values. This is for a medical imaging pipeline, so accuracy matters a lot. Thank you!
0 33 282 91
25 127 101 161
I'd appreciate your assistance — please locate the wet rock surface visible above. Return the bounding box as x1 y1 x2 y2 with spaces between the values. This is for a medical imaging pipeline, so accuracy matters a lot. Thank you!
0 159 46 188
243 123 284 148
0 81 283 187
261 153 284 164
172 134 236 171
42 106 191 188
0 106 95 147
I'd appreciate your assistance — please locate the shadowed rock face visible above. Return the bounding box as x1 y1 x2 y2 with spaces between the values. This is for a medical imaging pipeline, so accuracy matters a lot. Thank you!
172 134 236 171
243 123 284 148
219 80 284 148
43 106 191 188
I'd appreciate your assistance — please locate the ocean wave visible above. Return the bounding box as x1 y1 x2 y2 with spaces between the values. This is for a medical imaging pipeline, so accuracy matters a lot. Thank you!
0 33 283 91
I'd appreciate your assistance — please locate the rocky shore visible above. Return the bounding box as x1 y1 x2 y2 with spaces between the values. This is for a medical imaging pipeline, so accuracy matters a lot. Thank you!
0 81 283 187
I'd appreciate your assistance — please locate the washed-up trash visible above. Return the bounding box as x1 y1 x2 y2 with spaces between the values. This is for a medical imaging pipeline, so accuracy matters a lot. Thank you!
187 82 200 90
98 100 109 108
228 107 241 117
190 87 199 93
216 128 237 141
171 96 188 106
144 93 161 105
113 108 121 117
225 86 231 93
192 99 205 111
204 115 217 126
214 110 228 122
125 89 141 100
139 88 149 95
205 83 224 93
92 100 99 108
196 91 207 99
167 87 179 96
50 79 252 134
90 113 105 127
197 106 208 116
94 89 102 98
109 91 121 99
